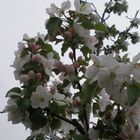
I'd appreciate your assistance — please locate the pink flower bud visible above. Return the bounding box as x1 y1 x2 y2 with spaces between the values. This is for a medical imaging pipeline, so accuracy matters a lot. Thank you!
68 27 77 36
73 62 80 69
64 31 73 39
72 98 81 107
64 64 75 74
28 70 35 79
32 54 41 63
35 73 42 80
53 61 65 72
29 45 41 51
78 56 83 61
50 86 57 95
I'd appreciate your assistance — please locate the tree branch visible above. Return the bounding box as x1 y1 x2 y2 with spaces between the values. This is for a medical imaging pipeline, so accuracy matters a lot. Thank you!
46 108 86 135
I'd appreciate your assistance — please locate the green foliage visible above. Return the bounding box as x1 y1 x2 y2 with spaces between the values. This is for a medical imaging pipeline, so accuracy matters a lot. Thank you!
26 133 45 140
80 81 101 104
49 101 66 117
127 82 140 106
80 46 91 60
29 108 47 130
72 134 89 140
94 23 107 32
17 98 30 112
114 109 126 126
46 17 62 37
6 87 21 97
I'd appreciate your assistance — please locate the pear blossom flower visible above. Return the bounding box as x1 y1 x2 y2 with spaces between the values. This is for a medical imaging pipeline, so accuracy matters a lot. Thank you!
31 85 52 109
85 54 119 84
74 0 94 15
46 0 71 17
41 53 54 76
98 89 112 112
84 35 98 51
12 54 31 80
73 24 98 50
49 84 66 105
73 23 90 38
3 98 22 124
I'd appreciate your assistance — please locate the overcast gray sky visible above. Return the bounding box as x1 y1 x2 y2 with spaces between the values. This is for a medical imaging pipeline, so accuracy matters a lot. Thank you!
0 0 140 139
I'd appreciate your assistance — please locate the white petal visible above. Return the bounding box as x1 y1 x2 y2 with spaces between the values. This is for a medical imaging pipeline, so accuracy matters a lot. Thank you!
85 66 99 82
98 68 110 88
61 0 71 11
74 0 80 12
133 68 140 83
46 8 55 17
73 24 90 38
51 3 58 14
53 93 65 100
80 3 94 15
132 53 140 64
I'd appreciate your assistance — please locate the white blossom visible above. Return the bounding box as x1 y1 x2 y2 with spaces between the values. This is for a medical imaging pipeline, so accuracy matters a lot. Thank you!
3 98 22 124
31 85 52 109
84 35 98 51
98 89 112 112
73 23 90 38
74 0 94 15
41 53 54 76
47 0 71 17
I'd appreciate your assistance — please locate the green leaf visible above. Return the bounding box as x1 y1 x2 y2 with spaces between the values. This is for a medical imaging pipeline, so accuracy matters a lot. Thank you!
127 82 140 106
49 101 66 117
49 101 60 114
26 136 34 140
36 133 46 140
29 108 47 130
50 118 61 130
36 38 45 46
80 81 101 104
6 87 21 97
20 48 29 57
95 23 107 32
108 25 119 37
114 110 126 126
80 46 91 61
61 42 70 56
17 98 30 112
46 17 62 37
72 134 89 140
93 103 100 114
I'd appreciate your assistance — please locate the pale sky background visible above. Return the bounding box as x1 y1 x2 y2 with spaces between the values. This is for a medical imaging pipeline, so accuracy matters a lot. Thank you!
0 0 140 139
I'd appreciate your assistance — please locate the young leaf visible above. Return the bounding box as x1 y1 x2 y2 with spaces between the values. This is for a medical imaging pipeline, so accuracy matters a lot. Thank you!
46 17 62 37
127 82 140 106
17 98 30 112
95 23 107 32
6 87 21 97
72 134 89 140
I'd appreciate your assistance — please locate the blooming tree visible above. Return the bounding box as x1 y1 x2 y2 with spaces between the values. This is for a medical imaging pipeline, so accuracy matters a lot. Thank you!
3 0 140 139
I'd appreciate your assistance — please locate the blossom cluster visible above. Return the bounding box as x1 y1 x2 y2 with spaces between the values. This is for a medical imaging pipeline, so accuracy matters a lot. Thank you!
3 0 140 140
